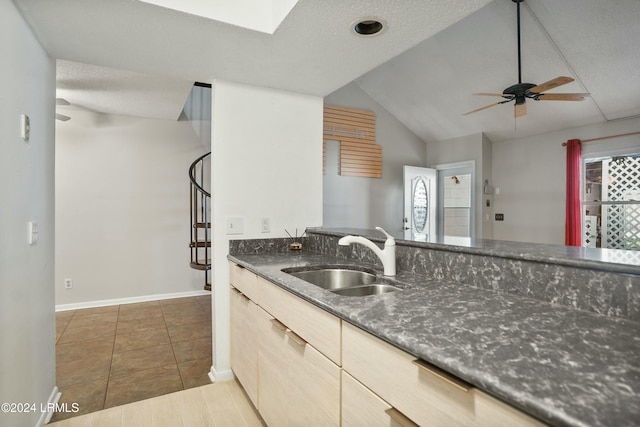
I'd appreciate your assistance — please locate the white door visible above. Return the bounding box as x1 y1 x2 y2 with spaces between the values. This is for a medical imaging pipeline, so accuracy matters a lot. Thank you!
403 166 437 241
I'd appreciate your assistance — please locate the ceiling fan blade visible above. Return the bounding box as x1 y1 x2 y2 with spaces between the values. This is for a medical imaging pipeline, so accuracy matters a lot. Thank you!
514 103 527 118
56 113 71 121
473 93 513 98
536 93 590 101
463 100 508 116
529 76 574 93
56 98 70 106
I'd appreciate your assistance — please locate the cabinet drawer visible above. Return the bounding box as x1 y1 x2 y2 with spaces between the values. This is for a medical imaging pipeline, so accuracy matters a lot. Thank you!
257 276 341 365
229 262 258 302
474 389 545 427
342 322 543 427
343 371 414 427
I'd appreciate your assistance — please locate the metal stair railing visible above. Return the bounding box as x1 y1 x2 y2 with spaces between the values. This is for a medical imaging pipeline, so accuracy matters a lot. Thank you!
188 152 211 291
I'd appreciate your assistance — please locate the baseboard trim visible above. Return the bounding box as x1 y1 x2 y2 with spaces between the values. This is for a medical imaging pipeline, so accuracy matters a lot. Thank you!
55 290 210 312
209 365 234 383
36 386 61 426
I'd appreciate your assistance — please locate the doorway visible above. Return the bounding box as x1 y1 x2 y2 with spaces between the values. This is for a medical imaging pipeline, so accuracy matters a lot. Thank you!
403 166 437 241
436 162 475 239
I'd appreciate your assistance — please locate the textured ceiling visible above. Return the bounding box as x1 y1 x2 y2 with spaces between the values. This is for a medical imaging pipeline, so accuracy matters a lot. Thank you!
15 0 492 96
355 0 640 142
56 60 194 120
15 0 640 141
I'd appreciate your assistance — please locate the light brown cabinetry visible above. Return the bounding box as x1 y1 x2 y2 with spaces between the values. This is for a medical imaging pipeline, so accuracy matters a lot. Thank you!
229 261 544 427
257 307 340 427
342 321 544 427
229 262 340 427
343 371 414 427
257 275 341 365
229 287 258 406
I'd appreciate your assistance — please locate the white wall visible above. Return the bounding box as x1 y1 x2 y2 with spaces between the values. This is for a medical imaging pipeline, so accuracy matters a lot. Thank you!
55 110 208 306
0 2 57 426
323 82 427 233
426 132 493 238
492 117 640 244
210 81 323 379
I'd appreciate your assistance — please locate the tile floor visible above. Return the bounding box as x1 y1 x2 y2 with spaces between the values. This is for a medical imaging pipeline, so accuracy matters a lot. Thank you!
53 295 212 422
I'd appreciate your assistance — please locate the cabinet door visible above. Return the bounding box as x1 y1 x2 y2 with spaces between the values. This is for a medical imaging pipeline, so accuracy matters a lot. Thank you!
258 307 291 427
258 307 340 427
230 287 258 406
287 329 341 427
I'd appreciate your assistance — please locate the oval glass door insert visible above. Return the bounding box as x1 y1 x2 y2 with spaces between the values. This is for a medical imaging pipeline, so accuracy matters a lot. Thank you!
412 178 428 233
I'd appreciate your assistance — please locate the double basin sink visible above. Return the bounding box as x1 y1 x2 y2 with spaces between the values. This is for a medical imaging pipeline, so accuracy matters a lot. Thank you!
282 266 402 297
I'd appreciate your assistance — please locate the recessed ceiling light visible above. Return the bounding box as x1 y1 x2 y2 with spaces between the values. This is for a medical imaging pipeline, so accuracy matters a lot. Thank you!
352 17 386 36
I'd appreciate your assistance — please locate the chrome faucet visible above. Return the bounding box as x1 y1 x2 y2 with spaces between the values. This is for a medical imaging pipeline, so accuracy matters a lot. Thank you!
338 227 396 276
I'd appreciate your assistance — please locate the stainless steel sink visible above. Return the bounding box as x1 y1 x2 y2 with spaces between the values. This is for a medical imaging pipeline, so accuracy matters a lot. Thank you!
331 284 402 297
284 268 377 290
282 266 402 296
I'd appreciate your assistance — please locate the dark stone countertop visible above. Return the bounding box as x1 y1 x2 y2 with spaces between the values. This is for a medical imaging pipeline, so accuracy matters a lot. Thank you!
311 227 640 276
228 251 640 427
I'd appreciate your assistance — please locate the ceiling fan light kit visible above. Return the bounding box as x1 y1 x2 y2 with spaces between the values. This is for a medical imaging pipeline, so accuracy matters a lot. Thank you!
464 0 590 118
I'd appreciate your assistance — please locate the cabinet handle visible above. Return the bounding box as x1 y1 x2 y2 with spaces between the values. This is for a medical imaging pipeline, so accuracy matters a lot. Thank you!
270 318 287 332
384 408 418 427
412 359 471 392
286 329 307 347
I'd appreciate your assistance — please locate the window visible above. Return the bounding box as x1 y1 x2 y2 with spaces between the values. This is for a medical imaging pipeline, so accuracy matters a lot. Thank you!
583 153 640 250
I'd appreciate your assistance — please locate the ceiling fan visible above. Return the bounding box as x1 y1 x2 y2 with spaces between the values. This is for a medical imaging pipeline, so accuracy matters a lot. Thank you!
56 98 71 121
463 0 590 118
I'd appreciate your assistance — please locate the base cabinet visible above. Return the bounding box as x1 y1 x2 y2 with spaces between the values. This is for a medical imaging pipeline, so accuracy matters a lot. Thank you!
229 262 544 427
257 307 340 427
343 371 415 427
229 287 258 407
342 322 544 427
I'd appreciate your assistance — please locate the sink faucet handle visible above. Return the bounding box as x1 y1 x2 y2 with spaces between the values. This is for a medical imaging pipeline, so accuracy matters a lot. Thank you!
375 227 395 246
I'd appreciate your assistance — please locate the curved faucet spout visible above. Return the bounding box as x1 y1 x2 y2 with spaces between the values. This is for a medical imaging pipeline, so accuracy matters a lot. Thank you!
338 227 396 276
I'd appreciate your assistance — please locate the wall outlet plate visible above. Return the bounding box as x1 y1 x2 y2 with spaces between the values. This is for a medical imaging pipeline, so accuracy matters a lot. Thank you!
261 217 270 233
64 279 73 289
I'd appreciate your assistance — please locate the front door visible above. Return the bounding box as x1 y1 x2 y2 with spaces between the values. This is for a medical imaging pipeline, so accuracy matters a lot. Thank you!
403 166 437 241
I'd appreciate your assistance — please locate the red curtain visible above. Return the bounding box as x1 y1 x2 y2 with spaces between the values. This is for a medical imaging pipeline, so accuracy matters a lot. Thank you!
565 139 582 246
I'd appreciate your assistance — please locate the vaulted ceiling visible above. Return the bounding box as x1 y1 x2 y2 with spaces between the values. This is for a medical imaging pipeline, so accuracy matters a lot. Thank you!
14 0 640 141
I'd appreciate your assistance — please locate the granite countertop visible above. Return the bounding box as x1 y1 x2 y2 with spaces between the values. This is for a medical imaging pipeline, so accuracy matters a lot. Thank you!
312 227 640 276
228 251 640 427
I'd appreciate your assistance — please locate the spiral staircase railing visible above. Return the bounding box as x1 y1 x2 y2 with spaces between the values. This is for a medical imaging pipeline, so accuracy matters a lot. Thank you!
188 152 211 291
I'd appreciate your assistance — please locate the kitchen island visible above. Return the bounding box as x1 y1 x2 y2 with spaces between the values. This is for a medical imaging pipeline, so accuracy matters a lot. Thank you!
228 229 640 427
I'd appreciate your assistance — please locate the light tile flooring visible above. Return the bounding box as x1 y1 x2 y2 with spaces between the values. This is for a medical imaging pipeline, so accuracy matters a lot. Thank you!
53 295 213 422
49 379 264 426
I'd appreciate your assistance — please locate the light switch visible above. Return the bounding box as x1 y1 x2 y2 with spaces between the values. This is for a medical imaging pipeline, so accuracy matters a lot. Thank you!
226 217 244 235
28 221 38 245
21 114 30 142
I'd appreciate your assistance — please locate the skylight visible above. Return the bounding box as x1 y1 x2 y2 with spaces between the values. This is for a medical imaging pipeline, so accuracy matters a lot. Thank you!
138 0 299 34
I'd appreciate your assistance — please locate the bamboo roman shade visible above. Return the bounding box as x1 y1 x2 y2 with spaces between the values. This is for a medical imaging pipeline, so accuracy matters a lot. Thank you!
323 104 382 178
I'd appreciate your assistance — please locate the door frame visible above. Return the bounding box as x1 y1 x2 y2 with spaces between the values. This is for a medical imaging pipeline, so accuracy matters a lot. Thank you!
403 166 437 241
434 160 476 239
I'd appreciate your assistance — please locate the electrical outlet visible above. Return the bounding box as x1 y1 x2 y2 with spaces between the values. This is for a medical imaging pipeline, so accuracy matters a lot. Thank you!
261 218 270 233
64 278 73 289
